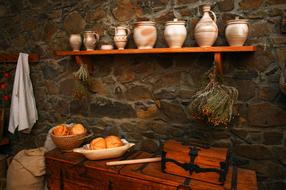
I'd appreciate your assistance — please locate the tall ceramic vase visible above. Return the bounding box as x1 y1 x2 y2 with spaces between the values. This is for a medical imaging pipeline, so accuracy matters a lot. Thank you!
69 34 82 51
194 5 218 47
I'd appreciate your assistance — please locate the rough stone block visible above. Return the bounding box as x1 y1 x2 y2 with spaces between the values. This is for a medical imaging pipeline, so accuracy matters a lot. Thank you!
218 0 234 11
64 11 86 34
160 100 188 123
248 160 286 177
263 131 283 145
125 85 153 101
239 0 263 10
257 84 280 101
111 0 135 21
266 0 286 5
248 102 286 127
90 97 136 118
233 144 273 160
272 146 286 165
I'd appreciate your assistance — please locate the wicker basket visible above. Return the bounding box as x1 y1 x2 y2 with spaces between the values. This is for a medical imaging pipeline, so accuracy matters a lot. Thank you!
50 128 87 151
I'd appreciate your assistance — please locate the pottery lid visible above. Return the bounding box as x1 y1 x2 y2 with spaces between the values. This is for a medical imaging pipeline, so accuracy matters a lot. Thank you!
227 16 248 25
116 25 129 29
135 21 156 26
166 18 186 25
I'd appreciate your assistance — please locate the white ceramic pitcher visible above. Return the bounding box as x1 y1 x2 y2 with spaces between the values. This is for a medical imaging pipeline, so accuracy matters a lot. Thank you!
83 31 99 50
194 5 218 47
114 26 130 50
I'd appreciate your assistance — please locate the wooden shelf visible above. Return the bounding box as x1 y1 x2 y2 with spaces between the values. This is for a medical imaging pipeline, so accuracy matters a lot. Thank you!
0 53 40 63
56 46 256 56
0 137 9 146
55 46 256 75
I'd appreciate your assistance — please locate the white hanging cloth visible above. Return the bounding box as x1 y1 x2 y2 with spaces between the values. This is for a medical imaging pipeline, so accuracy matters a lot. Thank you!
8 53 38 134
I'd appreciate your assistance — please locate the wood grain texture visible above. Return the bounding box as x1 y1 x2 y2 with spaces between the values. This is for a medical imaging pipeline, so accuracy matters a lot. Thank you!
45 149 257 190
0 53 40 63
55 46 256 56
163 140 229 185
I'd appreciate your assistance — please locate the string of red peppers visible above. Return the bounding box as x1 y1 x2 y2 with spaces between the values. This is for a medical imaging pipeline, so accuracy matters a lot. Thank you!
0 69 13 102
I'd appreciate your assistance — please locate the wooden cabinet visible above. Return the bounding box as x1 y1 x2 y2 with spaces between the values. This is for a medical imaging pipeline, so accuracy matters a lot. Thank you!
45 149 258 190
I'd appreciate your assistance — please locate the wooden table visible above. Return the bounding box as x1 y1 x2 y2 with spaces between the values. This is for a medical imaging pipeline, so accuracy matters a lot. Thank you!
45 149 258 190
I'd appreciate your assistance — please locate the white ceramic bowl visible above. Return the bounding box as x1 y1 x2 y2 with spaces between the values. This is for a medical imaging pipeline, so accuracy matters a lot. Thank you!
100 44 114 50
73 139 135 160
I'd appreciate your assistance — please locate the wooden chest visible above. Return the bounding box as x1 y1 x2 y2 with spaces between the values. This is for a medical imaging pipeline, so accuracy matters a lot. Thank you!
162 140 229 185
45 149 257 190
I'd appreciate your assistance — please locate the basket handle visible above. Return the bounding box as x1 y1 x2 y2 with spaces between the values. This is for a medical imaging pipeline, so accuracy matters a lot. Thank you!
78 132 94 141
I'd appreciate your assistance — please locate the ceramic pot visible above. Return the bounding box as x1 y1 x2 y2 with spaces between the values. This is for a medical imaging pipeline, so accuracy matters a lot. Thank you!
225 17 249 46
100 44 113 50
114 35 128 50
114 26 130 50
83 31 99 50
164 18 187 48
133 21 157 49
69 34 82 51
194 5 218 47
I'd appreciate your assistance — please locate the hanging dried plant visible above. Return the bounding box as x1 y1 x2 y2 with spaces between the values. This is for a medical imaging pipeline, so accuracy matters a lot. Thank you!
73 80 88 100
73 64 89 81
189 68 238 127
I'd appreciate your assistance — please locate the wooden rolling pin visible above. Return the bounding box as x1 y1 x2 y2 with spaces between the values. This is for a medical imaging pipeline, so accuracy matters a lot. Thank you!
106 157 161 166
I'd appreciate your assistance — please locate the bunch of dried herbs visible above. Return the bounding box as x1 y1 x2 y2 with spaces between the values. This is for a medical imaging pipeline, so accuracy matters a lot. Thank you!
189 70 238 127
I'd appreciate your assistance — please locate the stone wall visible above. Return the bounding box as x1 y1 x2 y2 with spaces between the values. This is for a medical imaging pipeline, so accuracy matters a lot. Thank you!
0 0 286 189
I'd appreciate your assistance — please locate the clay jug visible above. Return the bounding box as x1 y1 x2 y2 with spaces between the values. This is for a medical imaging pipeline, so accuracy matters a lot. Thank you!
133 21 157 49
69 34 82 51
194 5 218 47
164 18 187 48
83 31 99 50
225 17 249 46
114 26 130 50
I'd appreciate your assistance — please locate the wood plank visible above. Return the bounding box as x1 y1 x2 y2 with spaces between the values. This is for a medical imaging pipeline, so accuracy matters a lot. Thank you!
45 148 85 165
45 149 258 190
55 46 256 56
120 152 226 190
84 151 141 174
224 167 258 190
0 53 40 63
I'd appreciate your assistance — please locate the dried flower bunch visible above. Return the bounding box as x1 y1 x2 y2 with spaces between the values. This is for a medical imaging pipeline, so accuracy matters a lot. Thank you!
189 72 238 127
73 64 89 81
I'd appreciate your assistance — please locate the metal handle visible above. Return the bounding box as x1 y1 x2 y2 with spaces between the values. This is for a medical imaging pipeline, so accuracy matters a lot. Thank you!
209 10 217 23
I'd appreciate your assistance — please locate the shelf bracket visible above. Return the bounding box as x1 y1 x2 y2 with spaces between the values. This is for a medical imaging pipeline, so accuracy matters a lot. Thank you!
214 52 223 75
75 55 93 72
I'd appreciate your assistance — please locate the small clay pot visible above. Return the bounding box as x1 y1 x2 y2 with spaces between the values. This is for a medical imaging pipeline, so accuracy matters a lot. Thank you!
164 18 187 48
133 21 157 49
225 17 249 46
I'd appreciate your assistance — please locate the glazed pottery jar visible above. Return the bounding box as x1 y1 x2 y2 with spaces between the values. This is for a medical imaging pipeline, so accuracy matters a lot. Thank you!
133 21 157 49
83 31 99 50
114 26 130 50
164 18 187 48
194 5 218 47
225 17 249 46
69 34 82 51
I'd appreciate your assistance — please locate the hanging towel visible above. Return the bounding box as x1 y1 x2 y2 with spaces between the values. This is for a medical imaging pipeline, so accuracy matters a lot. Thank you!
8 53 38 134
